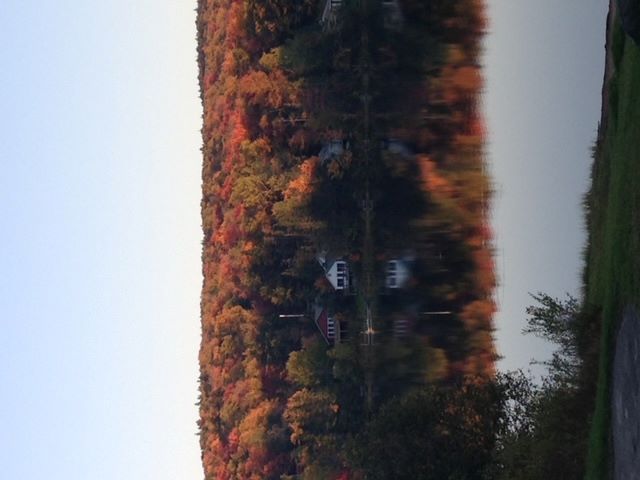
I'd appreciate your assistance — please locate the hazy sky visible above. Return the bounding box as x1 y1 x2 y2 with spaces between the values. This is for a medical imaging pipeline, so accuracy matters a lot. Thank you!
0 1 608 478
486 0 608 373
1 1 203 478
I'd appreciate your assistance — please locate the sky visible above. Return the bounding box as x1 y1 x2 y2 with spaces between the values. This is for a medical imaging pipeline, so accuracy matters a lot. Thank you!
485 0 609 374
0 1 609 479
0 1 203 479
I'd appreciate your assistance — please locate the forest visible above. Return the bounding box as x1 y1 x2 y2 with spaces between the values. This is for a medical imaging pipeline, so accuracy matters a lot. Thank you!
197 1 508 478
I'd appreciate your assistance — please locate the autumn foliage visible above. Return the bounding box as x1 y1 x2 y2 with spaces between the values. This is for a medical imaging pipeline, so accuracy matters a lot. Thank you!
198 1 495 478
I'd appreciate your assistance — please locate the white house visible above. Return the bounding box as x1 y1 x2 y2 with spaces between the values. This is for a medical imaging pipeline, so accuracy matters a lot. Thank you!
385 258 411 289
317 252 351 291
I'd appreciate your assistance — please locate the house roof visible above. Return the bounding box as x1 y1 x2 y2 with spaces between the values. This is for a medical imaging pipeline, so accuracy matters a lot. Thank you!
317 250 341 272
313 304 331 344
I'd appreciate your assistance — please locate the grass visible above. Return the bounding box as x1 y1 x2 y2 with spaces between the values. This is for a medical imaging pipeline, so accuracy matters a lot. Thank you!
584 19 640 480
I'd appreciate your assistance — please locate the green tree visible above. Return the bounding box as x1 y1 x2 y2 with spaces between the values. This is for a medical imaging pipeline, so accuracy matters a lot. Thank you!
524 292 580 384
286 338 332 387
347 380 503 480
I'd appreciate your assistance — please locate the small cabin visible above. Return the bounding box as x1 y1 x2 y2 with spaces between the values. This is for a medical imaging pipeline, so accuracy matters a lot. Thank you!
326 260 351 291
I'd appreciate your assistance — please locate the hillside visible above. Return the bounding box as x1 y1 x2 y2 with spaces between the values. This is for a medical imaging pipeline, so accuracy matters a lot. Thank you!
197 1 494 478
